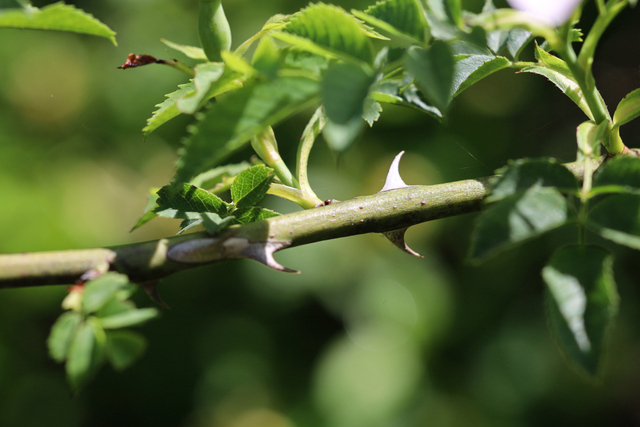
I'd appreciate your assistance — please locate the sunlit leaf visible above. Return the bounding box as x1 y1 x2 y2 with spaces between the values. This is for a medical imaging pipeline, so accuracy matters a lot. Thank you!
0 2 117 45
231 165 275 208
370 79 441 118
155 183 229 217
576 120 606 161
451 54 510 98
352 0 425 43
233 206 281 224
99 308 159 330
161 38 207 60
522 45 593 120
174 76 320 183
251 36 281 79
279 3 375 64
131 189 159 232
612 88 640 129
543 245 618 376
105 330 147 371
201 212 236 234
48 311 83 363
469 186 570 261
143 82 194 136
487 158 579 202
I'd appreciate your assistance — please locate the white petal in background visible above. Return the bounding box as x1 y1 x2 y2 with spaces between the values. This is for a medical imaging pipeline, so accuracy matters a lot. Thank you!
507 0 583 27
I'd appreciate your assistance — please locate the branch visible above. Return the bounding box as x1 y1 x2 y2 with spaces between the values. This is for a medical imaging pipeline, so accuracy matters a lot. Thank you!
0 162 588 289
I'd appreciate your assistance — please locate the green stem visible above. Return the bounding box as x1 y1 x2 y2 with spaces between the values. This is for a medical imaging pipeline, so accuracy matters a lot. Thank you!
296 107 324 206
251 127 299 188
198 0 232 62
267 183 319 209
0 162 592 289
161 59 196 78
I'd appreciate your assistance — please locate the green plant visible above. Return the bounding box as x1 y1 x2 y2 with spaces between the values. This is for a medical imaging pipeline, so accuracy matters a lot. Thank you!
2 0 640 396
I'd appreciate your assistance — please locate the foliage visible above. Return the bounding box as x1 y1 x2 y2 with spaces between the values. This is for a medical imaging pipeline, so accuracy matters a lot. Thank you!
3 0 640 409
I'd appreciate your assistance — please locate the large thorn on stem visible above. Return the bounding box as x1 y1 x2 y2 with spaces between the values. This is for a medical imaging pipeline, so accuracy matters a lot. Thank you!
383 227 423 258
379 151 410 192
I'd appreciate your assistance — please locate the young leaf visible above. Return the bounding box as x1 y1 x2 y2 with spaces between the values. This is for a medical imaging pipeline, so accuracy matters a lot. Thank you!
82 273 131 315
592 156 640 194
175 62 224 114
404 42 455 114
99 308 159 330
278 3 376 64
487 158 579 203
161 38 208 60
322 63 374 152
0 2 117 45
105 330 147 371
451 54 510 98
352 0 426 43
143 82 194 136
587 194 640 250
612 88 640 129
233 206 281 224
66 320 100 392
576 120 606 161
543 245 618 376
469 186 570 262
522 45 593 120
48 311 83 363
231 165 275 208
174 76 320 183
155 183 229 217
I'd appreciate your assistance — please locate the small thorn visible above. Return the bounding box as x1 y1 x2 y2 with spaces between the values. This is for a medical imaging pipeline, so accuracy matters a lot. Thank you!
242 242 300 273
380 151 409 192
383 227 423 258
139 281 170 309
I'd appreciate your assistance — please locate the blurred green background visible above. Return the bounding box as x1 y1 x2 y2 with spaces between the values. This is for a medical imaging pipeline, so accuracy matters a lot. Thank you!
2 1 640 426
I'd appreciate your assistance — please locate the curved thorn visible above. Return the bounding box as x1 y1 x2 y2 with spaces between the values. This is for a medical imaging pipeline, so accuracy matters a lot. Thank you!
242 242 300 273
139 280 171 309
383 227 423 258
380 151 409 192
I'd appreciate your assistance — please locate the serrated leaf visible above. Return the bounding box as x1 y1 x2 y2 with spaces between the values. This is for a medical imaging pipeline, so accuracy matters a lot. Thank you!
612 88 640 129
282 48 330 75
370 79 442 118
404 42 455 113
451 54 510 98
522 45 593 120
174 76 320 183
279 3 375 64
131 189 159 232
487 158 579 203
105 330 147 371
233 206 281 224
155 183 229 217
99 308 159 330
362 97 382 126
177 218 203 234
469 186 570 261
143 82 194 136
587 194 640 249
0 2 117 45
252 36 281 79
178 64 243 115
506 28 532 59
175 62 224 114
543 245 618 376
201 212 236 234
48 311 83 363
352 0 425 45
161 38 207 60
190 161 252 190
231 165 275 208
82 273 131 314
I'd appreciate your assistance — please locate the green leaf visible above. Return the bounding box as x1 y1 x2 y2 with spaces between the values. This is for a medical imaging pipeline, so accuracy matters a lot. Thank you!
105 330 147 371
451 54 510 98
66 320 103 392
0 2 117 45
612 88 640 129
131 189 159 232
178 64 243 115
370 79 441 118
543 245 618 376
425 0 462 25
321 63 374 152
233 206 281 224
576 121 606 161
469 186 570 261
506 28 532 60
201 212 236 234
278 3 375 64
143 82 194 136
487 158 579 203
404 42 455 113
161 38 207 60
99 308 159 329
82 273 131 314
587 194 640 249
522 45 593 120
48 311 83 363
231 165 275 208
174 76 320 183
352 0 425 43
155 183 229 217
592 156 640 194
251 36 282 79
190 161 252 190
362 97 383 126
282 48 330 75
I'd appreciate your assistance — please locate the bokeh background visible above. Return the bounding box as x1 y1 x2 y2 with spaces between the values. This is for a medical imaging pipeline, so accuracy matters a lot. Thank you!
2 0 640 426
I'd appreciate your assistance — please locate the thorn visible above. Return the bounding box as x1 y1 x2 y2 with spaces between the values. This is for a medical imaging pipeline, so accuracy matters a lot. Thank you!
383 227 423 258
380 151 409 192
139 281 170 309
241 242 300 273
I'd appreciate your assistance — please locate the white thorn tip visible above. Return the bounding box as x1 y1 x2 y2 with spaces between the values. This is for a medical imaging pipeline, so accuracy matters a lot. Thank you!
380 151 409 192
